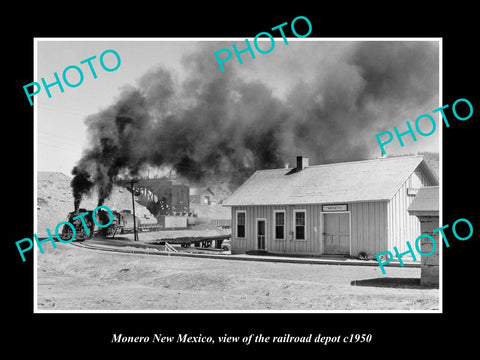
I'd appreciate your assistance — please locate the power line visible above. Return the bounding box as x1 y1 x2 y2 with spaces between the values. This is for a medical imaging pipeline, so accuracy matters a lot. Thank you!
37 103 94 117
37 140 82 153
38 133 81 146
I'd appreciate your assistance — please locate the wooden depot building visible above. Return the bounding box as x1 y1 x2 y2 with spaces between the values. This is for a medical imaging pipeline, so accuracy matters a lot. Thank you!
223 155 438 257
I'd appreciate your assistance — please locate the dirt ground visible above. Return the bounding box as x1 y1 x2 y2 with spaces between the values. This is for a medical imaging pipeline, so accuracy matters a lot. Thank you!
36 242 439 311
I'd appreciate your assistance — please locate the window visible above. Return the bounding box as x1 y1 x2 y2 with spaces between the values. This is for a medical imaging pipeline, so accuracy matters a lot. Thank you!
236 211 246 238
274 211 285 239
294 210 306 240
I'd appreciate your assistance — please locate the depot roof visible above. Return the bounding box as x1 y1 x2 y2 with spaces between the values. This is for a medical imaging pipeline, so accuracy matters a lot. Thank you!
223 155 438 206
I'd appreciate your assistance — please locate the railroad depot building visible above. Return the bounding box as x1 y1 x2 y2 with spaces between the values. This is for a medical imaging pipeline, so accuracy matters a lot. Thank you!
223 155 438 257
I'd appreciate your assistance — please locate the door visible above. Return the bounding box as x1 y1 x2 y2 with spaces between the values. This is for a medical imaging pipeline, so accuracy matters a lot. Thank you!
323 213 350 254
257 219 266 250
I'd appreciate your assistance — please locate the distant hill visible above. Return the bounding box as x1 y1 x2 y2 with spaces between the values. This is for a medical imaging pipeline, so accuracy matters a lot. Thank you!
37 172 232 237
418 151 439 178
37 172 156 237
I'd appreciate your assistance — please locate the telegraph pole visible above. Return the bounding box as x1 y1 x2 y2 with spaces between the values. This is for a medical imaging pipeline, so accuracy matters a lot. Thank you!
130 179 139 241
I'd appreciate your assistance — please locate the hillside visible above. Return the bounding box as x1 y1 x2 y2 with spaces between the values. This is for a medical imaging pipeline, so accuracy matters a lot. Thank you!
36 172 232 237
419 151 439 178
37 172 156 237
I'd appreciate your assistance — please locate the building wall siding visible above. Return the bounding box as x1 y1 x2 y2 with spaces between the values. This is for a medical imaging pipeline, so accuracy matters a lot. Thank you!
231 204 323 255
349 201 388 256
231 201 389 256
387 170 432 254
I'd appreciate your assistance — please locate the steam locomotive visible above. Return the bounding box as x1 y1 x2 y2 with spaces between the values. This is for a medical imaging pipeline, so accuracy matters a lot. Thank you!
59 208 123 241
59 208 161 242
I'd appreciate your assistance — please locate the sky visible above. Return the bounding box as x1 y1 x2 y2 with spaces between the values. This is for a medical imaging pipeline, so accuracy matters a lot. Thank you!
35 38 441 177
36 40 199 175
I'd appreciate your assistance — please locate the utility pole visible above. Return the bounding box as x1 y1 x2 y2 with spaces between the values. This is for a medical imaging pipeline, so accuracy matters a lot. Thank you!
130 179 139 241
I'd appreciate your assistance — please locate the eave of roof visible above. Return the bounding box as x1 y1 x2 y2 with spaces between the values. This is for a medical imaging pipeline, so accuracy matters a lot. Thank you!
223 155 438 206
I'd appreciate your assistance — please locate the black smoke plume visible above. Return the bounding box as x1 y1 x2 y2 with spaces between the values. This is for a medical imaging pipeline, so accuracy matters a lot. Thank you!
71 41 438 207
71 166 94 211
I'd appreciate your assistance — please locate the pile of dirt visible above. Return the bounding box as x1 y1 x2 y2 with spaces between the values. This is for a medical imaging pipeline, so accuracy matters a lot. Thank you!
37 171 156 237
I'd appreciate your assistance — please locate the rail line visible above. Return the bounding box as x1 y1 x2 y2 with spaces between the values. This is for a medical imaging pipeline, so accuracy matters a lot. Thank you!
68 240 408 267
69 241 172 257
69 240 229 259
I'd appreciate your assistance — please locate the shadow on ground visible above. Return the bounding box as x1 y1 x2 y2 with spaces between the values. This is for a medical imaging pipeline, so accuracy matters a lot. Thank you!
351 277 426 289
246 250 350 260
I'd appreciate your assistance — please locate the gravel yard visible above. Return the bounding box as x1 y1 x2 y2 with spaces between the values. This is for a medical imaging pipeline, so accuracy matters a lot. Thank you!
36 242 439 311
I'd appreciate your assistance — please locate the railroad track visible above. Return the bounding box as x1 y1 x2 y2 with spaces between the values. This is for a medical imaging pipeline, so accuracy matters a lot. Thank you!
70 241 168 256
68 241 401 267
69 240 229 259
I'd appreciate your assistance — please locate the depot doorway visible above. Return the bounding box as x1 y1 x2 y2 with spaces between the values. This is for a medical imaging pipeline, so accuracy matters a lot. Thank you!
323 212 351 255
256 218 266 251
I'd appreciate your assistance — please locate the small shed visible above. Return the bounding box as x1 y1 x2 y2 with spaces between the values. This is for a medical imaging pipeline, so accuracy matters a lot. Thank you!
190 187 217 205
223 155 438 257
408 186 440 287
157 215 188 229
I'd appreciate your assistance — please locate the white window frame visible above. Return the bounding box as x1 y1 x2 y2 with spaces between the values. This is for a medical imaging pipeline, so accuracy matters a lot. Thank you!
273 210 286 240
293 209 307 241
235 210 247 239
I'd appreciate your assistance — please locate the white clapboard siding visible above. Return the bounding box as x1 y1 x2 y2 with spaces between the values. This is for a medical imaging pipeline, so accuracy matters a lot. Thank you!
387 168 431 255
350 201 388 255
232 201 391 256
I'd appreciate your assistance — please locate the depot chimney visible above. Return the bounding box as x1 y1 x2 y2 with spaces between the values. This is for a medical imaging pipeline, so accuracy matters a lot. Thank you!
296 156 309 171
